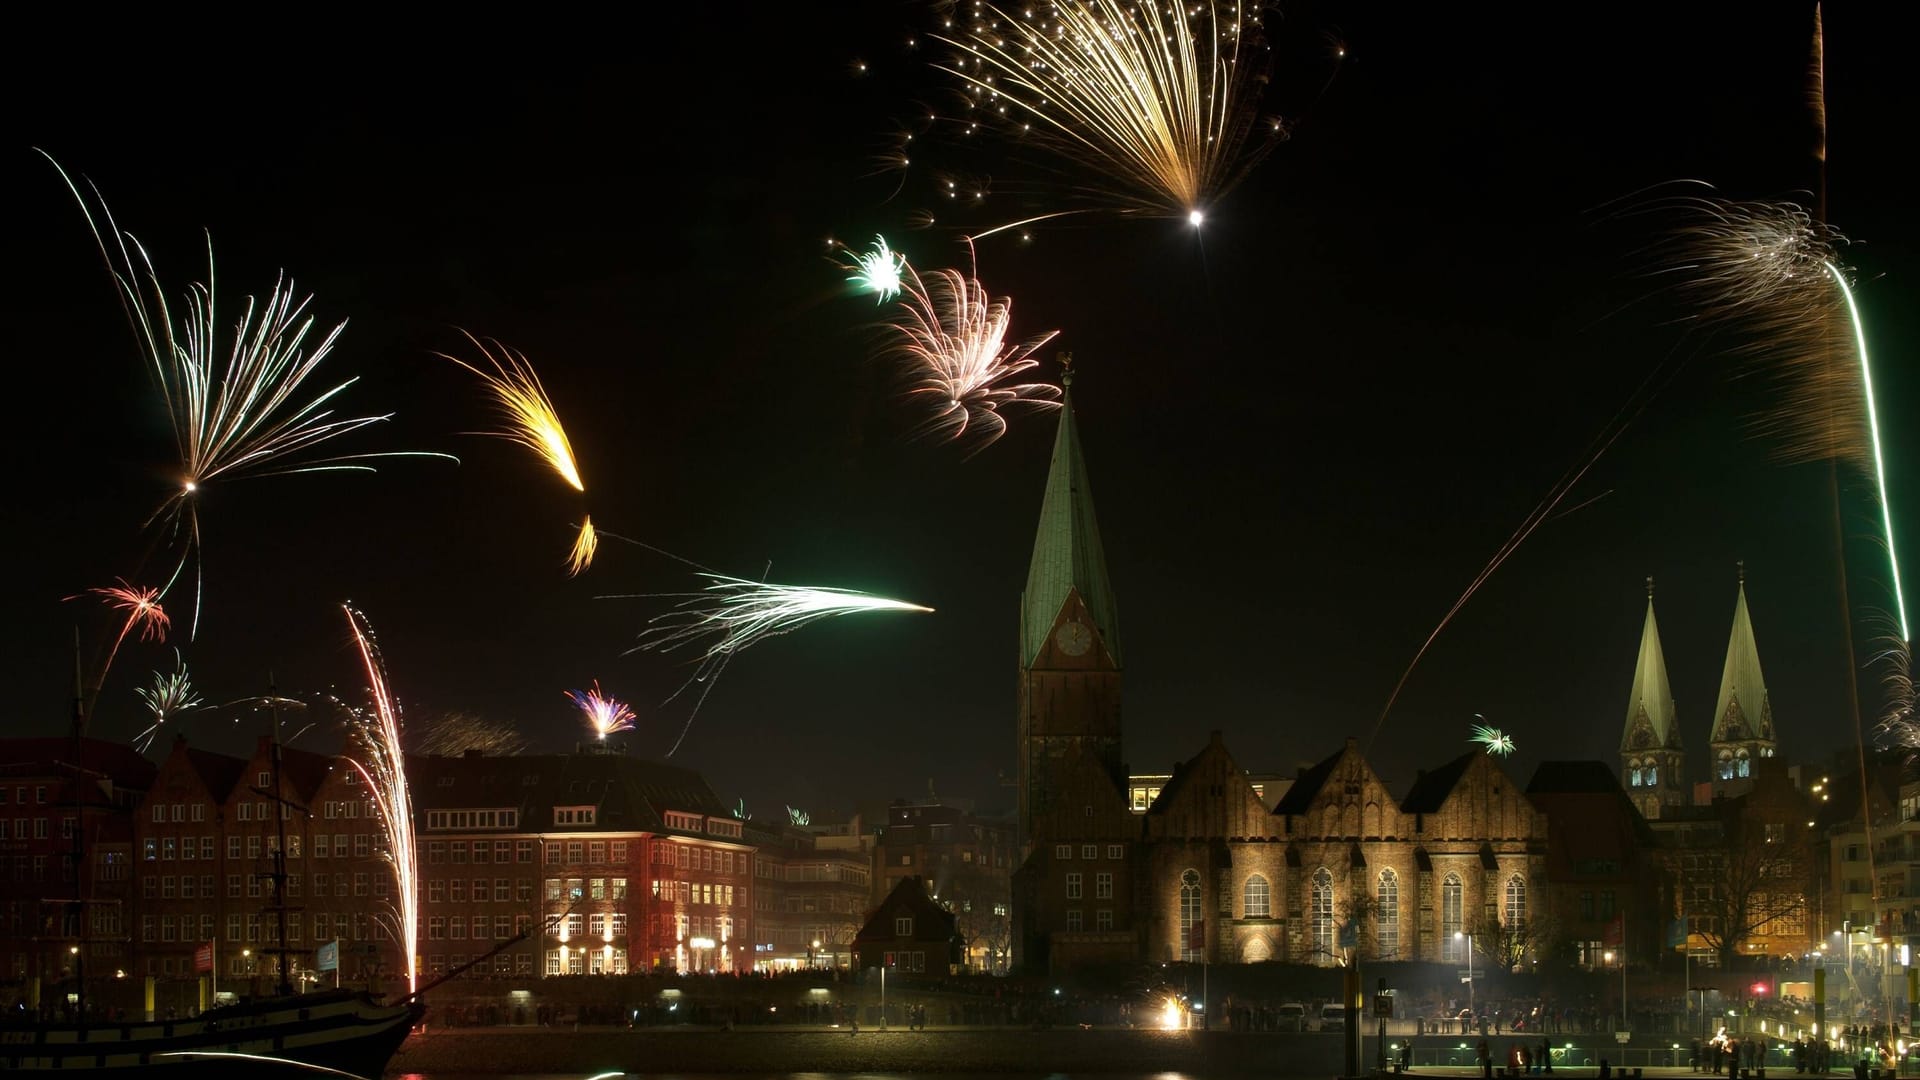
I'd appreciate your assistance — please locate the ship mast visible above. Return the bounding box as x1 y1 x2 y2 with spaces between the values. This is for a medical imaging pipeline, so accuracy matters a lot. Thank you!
67 628 88 1022
252 684 305 997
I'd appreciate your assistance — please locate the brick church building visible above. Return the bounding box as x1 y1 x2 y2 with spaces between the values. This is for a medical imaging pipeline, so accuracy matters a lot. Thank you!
1011 383 1549 974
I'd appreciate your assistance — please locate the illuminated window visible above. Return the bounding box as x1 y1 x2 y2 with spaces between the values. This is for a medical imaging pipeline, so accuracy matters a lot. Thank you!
1243 874 1270 919
1312 868 1335 962
1180 869 1203 962
1377 869 1400 958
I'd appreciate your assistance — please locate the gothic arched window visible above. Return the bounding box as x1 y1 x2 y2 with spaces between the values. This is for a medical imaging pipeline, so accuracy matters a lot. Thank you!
1179 869 1202 962
1311 868 1335 963
1737 750 1751 778
1377 869 1400 958
1647 762 1658 786
1504 874 1528 931
1628 760 1643 787
1244 874 1271 919
1441 873 1464 961
1717 751 1735 780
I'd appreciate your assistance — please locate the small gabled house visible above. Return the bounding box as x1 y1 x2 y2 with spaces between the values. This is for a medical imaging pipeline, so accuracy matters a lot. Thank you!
853 875 962 975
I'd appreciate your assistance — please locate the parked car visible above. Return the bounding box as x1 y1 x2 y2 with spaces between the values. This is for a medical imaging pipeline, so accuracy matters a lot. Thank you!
1318 1003 1347 1032
1276 1003 1308 1032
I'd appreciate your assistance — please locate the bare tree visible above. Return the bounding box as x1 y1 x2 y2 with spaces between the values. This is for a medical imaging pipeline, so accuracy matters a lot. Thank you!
1672 814 1810 967
1466 909 1555 973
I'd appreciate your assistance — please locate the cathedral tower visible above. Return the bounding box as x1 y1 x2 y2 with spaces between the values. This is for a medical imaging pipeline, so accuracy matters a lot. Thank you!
1017 375 1122 854
1619 578 1686 819
1709 562 1777 788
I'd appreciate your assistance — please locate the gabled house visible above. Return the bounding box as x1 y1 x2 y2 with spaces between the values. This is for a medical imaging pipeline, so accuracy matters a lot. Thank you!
853 874 962 975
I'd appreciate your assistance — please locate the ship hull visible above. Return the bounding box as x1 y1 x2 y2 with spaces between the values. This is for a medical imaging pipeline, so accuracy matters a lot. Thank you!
0 990 422 1077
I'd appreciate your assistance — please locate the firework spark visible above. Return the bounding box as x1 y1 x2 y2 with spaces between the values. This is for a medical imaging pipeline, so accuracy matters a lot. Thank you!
438 332 600 575
43 154 455 636
932 0 1287 229
1470 721 1516 757
618 574 933 673
410 712 531 758
134 650 202 753
567 681 637 742
887 247 1061 449
841 235 907 302
341 604 419 993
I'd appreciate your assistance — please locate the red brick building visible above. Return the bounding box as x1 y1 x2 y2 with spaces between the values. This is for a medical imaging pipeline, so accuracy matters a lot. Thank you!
0 736 154 999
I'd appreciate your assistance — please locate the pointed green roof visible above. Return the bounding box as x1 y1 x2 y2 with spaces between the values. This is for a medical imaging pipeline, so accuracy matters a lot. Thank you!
1712 571 1772 744
1021 393 1120 666
1620 587 1682 753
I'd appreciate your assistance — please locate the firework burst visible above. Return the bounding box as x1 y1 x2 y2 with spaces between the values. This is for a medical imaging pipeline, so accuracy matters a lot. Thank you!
438 332 600 576
42 154 455 636
1470 721 1515 757
71 579 170 702
341 604 419 993
932 0 1290 231
840 235 907 302
887 246 1061 449
567 682 637 742
134 650 202 753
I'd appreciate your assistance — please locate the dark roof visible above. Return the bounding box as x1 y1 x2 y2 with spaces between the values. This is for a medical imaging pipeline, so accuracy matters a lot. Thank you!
1524 760 1625 795
406 750 726 832
186 748 248 801
1272 745 1344 816
0 737 157 790
1400 751 1477 814
853 875 959 946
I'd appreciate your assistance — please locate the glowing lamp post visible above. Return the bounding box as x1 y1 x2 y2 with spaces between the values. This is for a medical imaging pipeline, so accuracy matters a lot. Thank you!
1456 932 1475 1019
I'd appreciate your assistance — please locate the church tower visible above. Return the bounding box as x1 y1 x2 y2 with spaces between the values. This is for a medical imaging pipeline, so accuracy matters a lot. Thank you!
1619 578 1685 819
1017 370 1122 854
1709 562 1777 789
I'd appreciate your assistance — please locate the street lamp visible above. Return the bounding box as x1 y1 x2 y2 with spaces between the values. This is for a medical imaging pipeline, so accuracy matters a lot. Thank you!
1456 931 1475 1019
812 939 821 970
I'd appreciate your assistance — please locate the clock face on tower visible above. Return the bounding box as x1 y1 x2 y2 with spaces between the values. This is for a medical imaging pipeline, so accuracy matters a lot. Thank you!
1054 621 1093 657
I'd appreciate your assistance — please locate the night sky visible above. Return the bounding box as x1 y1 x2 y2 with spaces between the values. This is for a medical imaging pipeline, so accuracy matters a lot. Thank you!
3 5 1913 820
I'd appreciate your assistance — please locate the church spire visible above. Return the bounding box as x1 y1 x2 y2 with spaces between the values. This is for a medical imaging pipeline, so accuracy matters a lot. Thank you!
1620 578 1681 754
1021 362 1120 666
1710 564 1776 779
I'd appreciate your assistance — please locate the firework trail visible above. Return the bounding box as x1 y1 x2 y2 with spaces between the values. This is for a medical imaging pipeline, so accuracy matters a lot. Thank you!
567 682 637 742
437 332 599 576
839 235 907 302
887 245 1061 450
1362 347 1681 754
932 0 1295 234
42 153 455 636
134 650 202 753
341 604 419 994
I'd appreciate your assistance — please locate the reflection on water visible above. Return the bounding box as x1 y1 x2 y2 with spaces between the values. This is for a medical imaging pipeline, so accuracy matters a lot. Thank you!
398 1074 1208 1080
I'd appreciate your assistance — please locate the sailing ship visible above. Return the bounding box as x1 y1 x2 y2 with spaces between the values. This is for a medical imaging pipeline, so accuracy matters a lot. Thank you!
0 670 424 1077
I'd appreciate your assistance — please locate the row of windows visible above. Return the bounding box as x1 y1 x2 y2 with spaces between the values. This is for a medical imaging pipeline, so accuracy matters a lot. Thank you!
429 913 547 940
2 818 54 840
546 877 631 902
643 845 741 874
1626 759 1661 788
143 870 389 901
151 803 208 823
427 840 538 865
545 946 628 975
142 833 375 861
1 786 49 805
427 878 542 904
424 808 520 830
1055 844 1126 861
1062 872 1116 900
1062 909 1117 931
645 879 732 906
1171 868 1527 963
139 910 381 945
